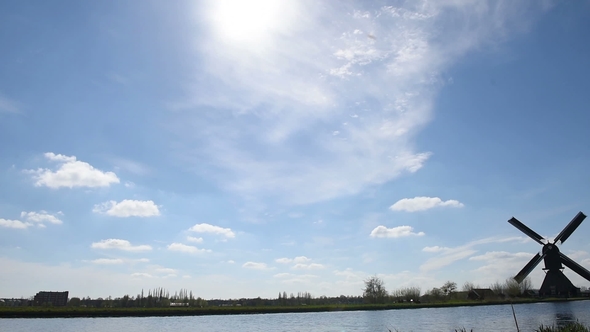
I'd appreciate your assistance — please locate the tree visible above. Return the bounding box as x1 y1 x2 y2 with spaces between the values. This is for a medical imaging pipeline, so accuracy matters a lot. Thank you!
519 276 533 295
391 287 421 302
425 287 443 302
441 281 457 297
462 281 476 292
363 276 387 304
490 281 505 296
505 277 521 297
67 297 81 307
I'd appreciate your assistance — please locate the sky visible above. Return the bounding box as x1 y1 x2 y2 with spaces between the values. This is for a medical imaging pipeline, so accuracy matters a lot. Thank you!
1 0 590 300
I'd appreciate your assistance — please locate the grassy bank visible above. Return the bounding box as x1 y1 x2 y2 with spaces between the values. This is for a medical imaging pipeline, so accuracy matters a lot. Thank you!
1 298 588 318
536 322 590 332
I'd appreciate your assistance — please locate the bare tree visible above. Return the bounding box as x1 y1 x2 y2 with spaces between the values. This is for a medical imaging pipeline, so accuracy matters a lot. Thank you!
505 277 521 297
391 287 421 302
519 276 533 295
363 276 388 304
462 281 476 292
490 281 505 295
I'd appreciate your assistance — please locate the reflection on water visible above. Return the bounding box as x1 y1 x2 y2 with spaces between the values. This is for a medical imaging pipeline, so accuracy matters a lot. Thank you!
553 301 576 327
0 300 589 332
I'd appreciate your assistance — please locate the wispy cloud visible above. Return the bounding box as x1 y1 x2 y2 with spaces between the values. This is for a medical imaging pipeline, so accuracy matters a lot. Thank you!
370 225 425 238
292 263 324 270
422 246 450 253
420 236 530 272
170 1 547 205
390 196 464 212
26 153 119 189
89 258 125 265
91 239 152 252
242 262 272 270
0 94 20 114
93 200 160 218
275 256 311 264
86 258 148 265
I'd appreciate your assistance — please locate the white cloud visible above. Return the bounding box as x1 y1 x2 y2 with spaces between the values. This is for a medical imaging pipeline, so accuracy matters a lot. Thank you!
93 200 160 217
167 243 211 254
1 211 63 229
91 239 152 252
189 223 235 238
370 225 425 238
27 153 119 188
422 246 450 253
390 196 464 212
131 273 154 278
293 256 311 263
186 236 204 243
20 211 63 225
242 262 271 270
90 258 124 265
0 218 31 229
273 273 293 278
155 267 177 274
292 263 324 270
276 256 311 264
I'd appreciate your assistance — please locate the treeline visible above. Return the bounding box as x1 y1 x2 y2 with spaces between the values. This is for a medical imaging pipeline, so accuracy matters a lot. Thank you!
363 276 539 304
201 292 364 307
66 288 207 308
3 276 564 309
21 288 364 308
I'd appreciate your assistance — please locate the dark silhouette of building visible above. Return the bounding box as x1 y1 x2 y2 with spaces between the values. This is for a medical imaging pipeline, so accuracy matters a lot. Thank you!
467 288 497 301
33 291 69 306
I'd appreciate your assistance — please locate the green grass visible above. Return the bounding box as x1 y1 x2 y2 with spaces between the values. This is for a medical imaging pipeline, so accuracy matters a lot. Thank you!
536 322 590 332
0 297 587 318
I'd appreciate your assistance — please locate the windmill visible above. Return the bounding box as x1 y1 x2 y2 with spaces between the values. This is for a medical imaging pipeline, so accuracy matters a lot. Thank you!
508 211 590 297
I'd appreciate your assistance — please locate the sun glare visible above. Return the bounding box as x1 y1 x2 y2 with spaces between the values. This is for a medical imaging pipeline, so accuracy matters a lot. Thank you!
208 0 290 45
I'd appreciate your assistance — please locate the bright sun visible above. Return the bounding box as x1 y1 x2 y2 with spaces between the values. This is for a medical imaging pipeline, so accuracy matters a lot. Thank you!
208 0 290 45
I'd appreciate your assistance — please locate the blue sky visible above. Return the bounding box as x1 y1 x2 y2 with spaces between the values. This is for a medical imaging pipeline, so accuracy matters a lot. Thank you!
1 0 590 299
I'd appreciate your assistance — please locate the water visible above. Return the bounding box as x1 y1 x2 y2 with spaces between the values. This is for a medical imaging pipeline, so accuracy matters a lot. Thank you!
1 301 589 332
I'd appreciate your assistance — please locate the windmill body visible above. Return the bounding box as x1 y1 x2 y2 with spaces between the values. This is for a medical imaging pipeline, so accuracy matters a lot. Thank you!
508 211 590 297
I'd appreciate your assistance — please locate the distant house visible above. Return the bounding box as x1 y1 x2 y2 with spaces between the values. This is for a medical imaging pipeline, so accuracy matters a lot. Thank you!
467 288 496 301
170 302 189 307
33 291 69 306
0 298 31 307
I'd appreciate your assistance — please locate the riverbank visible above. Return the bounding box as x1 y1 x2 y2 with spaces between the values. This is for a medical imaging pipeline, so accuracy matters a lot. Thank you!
1 297 588 318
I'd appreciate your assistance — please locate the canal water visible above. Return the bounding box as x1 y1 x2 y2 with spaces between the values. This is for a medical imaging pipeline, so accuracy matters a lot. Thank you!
1 300 589 331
